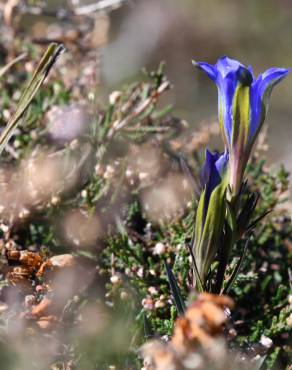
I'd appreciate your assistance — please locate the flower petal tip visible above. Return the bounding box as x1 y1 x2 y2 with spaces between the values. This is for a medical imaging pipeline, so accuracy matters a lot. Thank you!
193 60 217 81
281 68 290 77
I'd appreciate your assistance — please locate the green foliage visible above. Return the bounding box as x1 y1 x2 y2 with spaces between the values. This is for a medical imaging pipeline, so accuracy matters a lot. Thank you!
229 160 291 369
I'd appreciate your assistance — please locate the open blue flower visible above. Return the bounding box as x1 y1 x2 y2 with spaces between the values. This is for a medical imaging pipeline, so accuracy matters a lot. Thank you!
193 56 289 194
193 149 229 284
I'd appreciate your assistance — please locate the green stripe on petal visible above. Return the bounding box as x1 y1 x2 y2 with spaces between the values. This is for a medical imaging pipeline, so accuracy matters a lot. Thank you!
230 84 251 193
232 84 250 149
218 95 229 147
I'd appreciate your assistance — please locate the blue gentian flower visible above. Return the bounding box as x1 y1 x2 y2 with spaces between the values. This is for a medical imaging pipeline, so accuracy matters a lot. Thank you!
193 149 229 285
193 56 289 194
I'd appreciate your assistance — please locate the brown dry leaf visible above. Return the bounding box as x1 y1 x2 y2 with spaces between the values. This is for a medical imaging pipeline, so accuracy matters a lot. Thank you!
7 266 33 285
171 317 194 354
13 250 42 268
198 293 234 309
142 293 234 369
35 261 53 278
5 248 51 282
173 313 213 350
200 301 227 329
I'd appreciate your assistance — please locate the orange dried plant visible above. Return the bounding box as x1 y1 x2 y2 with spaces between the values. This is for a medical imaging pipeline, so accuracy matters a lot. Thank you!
142 293 234 370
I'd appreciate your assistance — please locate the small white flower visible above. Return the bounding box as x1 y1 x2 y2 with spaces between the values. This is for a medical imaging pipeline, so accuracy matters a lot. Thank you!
148 286 158 295
142 297 154 311
138 172 148 181
51 195 60 205
153 242 166 255
104 165 115 179
125 168 134 178
69 139 79 150
110 275 121 285
154 300 165 309
0 224 9 233
137 267 144 278
109 91 121 105
81 190 87 198
260 335 273 348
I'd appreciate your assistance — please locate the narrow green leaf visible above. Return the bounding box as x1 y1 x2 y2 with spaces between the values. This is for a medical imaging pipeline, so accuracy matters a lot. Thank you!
151 104 173 119
0 43 64 155
192 188 206 267
237 192 259 235
143 313 153 339
223 236 250 294
226 200 237 232
213 222 233 294
165 262 185 315
187 243 204 292
197 180 227 282
247 210 271 232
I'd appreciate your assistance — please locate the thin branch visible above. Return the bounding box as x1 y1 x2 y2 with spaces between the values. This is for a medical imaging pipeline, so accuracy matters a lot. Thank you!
0 53 27 78
107 80 170 139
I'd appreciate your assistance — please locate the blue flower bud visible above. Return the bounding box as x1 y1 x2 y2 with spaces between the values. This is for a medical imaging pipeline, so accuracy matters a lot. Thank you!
193 149 229 285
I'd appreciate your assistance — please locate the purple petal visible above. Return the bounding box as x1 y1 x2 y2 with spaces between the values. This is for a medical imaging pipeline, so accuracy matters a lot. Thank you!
215 58 253 145
247 65 254 79
217 73 238 144
200 149 217 187
201 149 228 223
215 56 245 78
215 150 229 175
200 149 227 190
257 67 289 98
249 67 289 142
192 60 217 81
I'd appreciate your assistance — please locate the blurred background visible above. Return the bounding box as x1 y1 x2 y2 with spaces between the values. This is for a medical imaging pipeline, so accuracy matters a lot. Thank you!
2 0 291 172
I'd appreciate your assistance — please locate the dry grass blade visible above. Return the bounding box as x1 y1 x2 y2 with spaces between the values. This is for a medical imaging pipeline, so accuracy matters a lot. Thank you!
0 42 64 155
0 52 27 78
